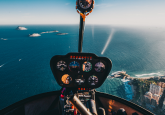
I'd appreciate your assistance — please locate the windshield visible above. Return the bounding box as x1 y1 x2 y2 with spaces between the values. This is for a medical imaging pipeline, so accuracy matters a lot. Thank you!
0 0 165 114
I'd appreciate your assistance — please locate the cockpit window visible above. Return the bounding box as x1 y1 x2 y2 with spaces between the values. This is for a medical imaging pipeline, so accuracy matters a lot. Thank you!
0 0 165 114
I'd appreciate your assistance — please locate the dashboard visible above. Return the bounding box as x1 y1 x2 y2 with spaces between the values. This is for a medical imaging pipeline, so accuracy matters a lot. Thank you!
50 53 112 88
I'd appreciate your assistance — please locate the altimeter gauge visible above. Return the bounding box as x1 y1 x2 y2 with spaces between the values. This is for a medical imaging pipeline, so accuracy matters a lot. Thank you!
57 61 67 71
61 74 72 84
88 75 98 86
95 62 105 72
82 61 92 72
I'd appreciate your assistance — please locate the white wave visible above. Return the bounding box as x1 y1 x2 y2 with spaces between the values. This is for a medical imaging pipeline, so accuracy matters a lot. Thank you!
1 38 7 40
111 71 126 75
0 64 5 68
135 72 162 77
121 79 130 82
101 29 115 55
92 26 94 39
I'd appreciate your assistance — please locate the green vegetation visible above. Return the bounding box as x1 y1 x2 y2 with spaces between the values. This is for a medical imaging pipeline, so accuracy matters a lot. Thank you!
132 79 157 95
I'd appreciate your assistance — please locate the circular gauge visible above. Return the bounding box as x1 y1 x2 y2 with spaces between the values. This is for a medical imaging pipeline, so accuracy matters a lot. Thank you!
82 61 92 72
75 75 85 85
88 75 98 86
79 0 92 9
95 62 105 72
61 74 72 84
57 61 67 71
69 61 80 72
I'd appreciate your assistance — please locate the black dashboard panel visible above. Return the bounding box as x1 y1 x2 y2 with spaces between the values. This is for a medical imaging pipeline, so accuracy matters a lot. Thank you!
50 53 112 88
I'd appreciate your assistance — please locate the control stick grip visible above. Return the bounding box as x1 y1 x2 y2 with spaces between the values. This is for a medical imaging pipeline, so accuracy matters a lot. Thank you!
69 95 92 115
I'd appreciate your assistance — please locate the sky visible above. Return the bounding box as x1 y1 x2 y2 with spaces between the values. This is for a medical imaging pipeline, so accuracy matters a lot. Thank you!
0 0 165 26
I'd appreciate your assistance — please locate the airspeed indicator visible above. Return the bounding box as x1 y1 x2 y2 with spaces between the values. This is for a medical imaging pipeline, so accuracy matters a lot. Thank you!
57 61 67 71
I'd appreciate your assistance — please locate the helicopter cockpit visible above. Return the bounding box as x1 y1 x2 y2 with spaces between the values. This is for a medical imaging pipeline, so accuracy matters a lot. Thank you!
49 1 113 114
0 0 156 115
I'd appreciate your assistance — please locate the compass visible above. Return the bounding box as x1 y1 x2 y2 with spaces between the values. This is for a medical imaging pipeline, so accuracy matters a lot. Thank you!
76 0 94 13
79 0 92 9
76 0 94 21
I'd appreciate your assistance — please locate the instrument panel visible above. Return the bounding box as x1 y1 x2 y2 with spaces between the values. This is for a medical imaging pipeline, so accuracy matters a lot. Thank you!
50 53 112 88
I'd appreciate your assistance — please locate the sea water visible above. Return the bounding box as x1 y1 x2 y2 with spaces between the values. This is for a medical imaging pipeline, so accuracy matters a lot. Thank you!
0 25 165 109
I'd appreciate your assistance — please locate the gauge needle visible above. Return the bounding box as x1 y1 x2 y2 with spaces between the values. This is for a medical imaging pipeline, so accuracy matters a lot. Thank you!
61 67 64 71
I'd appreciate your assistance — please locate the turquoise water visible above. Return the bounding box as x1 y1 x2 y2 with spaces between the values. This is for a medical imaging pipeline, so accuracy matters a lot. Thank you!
0 25 165 109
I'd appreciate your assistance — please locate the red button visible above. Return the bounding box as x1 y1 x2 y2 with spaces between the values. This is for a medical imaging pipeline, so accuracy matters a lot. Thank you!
60 94 64 99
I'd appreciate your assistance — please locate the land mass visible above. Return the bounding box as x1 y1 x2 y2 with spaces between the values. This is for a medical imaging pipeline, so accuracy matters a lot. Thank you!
108 71 165 114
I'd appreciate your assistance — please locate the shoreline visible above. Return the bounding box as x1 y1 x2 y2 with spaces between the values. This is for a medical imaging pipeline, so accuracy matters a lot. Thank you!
109 71 165 81
127 75 165 81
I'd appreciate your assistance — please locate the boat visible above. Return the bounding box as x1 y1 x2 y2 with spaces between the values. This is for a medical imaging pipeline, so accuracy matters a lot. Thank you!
0 0 157 115
29 33 41 37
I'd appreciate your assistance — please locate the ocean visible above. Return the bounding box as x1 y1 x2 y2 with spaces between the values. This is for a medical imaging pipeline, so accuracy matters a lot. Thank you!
0 25 165 109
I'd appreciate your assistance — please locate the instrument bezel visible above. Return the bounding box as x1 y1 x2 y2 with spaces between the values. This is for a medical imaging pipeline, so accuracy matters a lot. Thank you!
50 52 112 88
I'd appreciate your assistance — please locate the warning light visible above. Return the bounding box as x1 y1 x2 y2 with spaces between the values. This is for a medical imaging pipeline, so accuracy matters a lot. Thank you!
70 56 72 59
82 56 84 59
73 56 75 59
78 88 80 90
81 88 83 90
84 56 86 60
90 56 92 60
79 56 81 59
60 94 64 99
76 56 78 59
72 106 74 109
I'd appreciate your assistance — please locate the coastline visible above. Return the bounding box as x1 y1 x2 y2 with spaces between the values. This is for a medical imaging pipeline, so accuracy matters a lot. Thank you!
108 71 165 101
